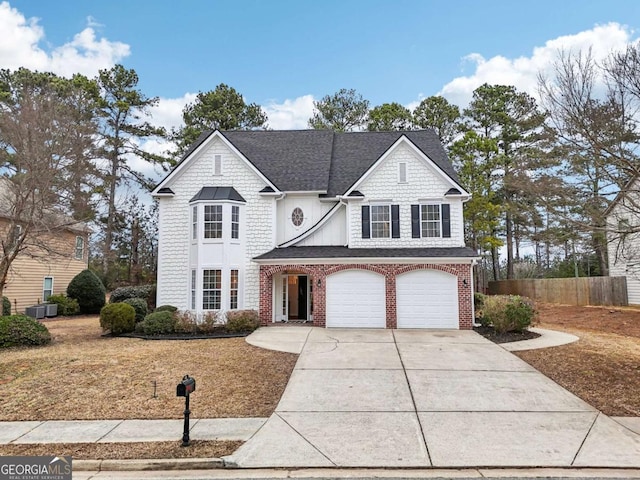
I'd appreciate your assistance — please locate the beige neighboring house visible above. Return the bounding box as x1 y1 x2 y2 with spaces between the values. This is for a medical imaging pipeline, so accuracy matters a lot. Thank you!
0 178 90 314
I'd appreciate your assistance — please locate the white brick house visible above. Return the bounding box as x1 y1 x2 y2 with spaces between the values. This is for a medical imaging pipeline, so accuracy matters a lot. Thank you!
151 130 478 329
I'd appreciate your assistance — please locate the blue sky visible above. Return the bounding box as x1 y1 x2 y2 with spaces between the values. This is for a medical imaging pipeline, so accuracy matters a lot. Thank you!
1 0 639 133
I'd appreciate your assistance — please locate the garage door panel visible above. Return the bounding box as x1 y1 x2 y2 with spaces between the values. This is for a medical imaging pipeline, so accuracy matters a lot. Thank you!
397 270 458 329
326 270 386 328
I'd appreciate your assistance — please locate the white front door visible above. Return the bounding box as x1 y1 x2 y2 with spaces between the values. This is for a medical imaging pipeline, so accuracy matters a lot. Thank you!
396 269 459 329
325 270 386 328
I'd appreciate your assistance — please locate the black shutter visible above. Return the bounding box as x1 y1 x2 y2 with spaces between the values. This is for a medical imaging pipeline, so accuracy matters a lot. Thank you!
442 204 451 238
391 205 400 238
361 205 370 239
411 205 420 238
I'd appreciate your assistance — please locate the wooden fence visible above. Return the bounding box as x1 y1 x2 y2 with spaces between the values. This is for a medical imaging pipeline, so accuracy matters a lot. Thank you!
487 277 628 306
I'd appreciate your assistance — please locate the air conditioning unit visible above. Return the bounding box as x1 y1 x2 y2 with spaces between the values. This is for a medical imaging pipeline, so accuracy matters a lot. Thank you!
44 304 58 317
25 305 46 319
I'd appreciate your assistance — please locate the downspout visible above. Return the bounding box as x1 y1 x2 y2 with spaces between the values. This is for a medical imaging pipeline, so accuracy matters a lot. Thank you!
272 193 286 248
338 196 350 247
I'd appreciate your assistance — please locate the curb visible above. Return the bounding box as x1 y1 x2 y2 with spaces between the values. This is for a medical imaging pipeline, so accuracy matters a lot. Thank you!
74 457 224 471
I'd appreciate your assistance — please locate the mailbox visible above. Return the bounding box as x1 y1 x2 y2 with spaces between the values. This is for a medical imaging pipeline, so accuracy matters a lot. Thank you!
176 375 196 397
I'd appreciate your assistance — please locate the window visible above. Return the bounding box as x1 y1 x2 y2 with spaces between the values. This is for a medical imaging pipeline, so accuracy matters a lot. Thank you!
398 162 407 183
231 205 240 239
190 269 196 309
214 154 222 175
204 205 223 239
43 277 53 302
230 270 239 309
192 206 198 240
75 236 84 260
370 205 391 238
202 270 221 310
291 207 304 227
421 204 441 237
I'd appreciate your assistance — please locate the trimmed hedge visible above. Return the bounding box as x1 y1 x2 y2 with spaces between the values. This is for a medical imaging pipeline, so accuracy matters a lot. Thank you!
482 295 536 333
154 305 178 313
226 310 260 333
2 296 11 316
123 297 148 323
140 311 176 335
67 269 106 314
0 314 51 348
47 294 80 316
109 285 156 310
100 303 136 334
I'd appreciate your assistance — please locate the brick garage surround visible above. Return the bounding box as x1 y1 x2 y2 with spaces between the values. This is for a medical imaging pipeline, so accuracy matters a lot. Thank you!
259 263 473 329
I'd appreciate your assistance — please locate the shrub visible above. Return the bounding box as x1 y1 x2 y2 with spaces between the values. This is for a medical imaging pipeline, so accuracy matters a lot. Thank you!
67 269 106 314
109 285 156 310
482 295 536 334
46 294 80 316
155 305 178 313
174 310 198 334
2 296 11 316
0 314 51 348
474 292 486 310
226 309 260 333
140 311 176 335
199 311 223 334
122 297 148 323
100 303 136 335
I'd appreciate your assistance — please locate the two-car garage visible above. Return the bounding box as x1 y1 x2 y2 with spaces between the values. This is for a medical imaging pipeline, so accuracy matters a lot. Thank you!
325 269 459 329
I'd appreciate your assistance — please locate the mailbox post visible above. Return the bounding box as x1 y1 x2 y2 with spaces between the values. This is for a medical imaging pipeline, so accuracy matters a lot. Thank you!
176 375 196 447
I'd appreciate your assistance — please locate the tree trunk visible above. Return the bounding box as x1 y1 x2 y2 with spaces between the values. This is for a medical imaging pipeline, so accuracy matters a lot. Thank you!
102 148 120 275
491 246 500 281
506 210 514 279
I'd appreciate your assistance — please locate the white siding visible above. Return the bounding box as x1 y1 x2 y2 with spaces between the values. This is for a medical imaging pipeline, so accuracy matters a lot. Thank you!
349 143 465 248
276 194 334 245
297 205 347 246
156 137 273 310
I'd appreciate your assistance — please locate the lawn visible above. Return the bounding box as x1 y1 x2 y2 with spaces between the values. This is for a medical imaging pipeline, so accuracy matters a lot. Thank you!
0 316 298 421
515 303 640 416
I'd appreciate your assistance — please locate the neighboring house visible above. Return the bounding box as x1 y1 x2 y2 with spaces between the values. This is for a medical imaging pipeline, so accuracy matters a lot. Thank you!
0 218 89 313
606 177 640 305
151 130 478 329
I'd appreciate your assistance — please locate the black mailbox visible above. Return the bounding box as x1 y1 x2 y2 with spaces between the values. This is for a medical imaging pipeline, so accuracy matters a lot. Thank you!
176 375 196 397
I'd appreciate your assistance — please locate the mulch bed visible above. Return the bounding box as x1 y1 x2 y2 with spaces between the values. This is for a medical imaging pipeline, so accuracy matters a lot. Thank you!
473 326 540 343
0 440 241 460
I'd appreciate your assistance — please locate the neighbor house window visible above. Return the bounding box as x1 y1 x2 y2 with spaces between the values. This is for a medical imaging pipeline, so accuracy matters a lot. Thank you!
230 269 239 309
190 269 196 309
75 236 84 260
204 205 223 239
231 205 240 239
192 206 198 240
202 269 221 310
370 205 391 238
421 204 441 237
43 277 53 302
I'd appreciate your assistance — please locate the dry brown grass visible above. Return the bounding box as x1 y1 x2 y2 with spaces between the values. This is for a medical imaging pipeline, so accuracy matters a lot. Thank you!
515 304 640 416
0 316 297 421
0 440 240 459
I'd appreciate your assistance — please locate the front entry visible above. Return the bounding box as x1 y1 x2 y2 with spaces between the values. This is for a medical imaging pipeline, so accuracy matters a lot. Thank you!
274 274 312 322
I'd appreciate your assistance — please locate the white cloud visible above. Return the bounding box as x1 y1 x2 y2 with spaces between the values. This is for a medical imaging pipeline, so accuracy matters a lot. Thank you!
0 1 129 77
149 93 197 132
263 95 315 130
440 22 635 107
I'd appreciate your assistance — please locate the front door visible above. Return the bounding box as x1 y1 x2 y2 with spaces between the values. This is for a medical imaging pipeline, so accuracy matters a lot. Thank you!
275 274 310 322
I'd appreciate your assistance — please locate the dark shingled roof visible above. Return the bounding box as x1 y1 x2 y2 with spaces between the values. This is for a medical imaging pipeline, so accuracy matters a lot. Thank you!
190 186 245 203
156 129 463 196
253 246 478 261
157 187 174 195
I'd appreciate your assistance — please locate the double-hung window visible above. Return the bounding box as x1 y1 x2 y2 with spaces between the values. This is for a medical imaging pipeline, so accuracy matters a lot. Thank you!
370 205 391 238
190 269 196 309
230 270 239 309
231 205 240 239
203 205 223 239
75 236 85 260
411 203 451 238
202 269 221 310
43 277 53 302
192 206 198 240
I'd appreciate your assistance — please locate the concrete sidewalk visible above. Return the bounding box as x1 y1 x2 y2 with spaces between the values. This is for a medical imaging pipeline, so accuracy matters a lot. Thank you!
0 418 266 444
229 327 640 468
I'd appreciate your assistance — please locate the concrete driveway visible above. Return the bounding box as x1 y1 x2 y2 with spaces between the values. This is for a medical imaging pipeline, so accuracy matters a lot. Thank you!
229 327 640 468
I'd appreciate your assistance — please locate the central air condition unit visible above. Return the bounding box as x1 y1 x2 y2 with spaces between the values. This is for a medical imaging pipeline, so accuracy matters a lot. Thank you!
44 303 58 317
25 305 46 319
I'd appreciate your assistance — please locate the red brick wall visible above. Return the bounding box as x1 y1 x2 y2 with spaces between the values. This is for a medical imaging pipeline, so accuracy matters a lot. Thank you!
259 263 473 329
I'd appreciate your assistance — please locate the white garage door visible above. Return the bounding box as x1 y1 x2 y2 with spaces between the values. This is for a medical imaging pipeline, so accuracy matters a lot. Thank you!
326 270 386 328
396 269 459 329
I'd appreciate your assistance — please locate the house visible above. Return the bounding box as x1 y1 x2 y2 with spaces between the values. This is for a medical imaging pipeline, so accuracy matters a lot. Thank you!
0 215 90 314
151 130 478 329
606 177 640 305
